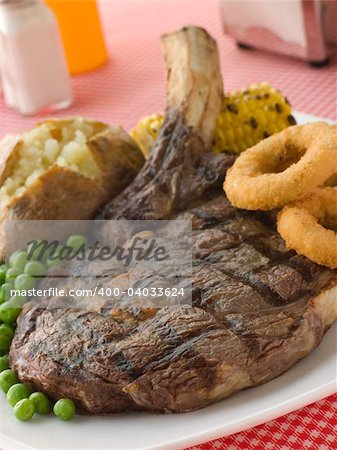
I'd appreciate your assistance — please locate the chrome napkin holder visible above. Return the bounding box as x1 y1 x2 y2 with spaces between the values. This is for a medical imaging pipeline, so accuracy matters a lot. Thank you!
221 0 337 67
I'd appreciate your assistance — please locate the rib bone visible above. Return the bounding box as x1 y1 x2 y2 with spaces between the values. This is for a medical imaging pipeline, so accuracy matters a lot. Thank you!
162 26 224 146
97 26 234 220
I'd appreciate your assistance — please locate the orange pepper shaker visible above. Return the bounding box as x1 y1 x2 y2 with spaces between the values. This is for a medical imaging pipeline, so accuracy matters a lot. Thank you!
45 0 108 75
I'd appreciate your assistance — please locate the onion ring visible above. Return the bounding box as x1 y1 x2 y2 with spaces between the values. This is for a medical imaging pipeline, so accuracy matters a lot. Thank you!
277 188 337 269
224 122 337 210
325 173 337 187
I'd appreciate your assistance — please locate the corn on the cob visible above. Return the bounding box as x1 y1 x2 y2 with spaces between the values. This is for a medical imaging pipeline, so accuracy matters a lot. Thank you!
131 82 296 158
130 114 163 158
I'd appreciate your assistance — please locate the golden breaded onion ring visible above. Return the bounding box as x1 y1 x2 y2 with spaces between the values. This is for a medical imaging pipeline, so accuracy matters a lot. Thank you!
325 173 337 187
277 188 337 269
224 122 337 210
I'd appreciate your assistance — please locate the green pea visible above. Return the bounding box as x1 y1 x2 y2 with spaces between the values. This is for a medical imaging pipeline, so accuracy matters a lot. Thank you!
26 240 45 262
24 261 46 278
9 250 21 267
0 369 19 393
14 274 35 292
26 240 56 263
66 235 88 252
0 296 26 324
45 245 63 267
8 251 17 266
7 383 32 407
9 251 28 271
8 295 26 307
47 245 63 264
53 398 76 421
0 283 15 304
0 324 14 354
0 305 20 324
29 392 51 414
13 398 35 421
46 257 61 268
6 267 22 281
50 244 64 257
0 354 9 372
0 264 7 285
0 285 5 304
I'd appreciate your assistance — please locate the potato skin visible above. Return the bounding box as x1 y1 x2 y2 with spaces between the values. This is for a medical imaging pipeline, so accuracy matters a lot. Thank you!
0 119 145 259
88 126 145 196
5 165 107 220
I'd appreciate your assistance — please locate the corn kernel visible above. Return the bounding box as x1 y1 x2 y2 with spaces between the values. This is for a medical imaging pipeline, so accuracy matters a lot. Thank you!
131 82 295 157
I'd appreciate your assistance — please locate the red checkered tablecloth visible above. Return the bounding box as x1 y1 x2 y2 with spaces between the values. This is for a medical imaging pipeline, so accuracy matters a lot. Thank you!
1 0 336 135
187 394 337 450
0 1 336 449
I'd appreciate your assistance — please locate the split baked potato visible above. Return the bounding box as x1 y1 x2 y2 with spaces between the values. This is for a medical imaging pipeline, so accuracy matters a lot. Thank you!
0 117 145 258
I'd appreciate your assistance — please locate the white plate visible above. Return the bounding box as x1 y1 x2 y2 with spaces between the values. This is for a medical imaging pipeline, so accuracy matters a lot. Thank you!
0 112 336 450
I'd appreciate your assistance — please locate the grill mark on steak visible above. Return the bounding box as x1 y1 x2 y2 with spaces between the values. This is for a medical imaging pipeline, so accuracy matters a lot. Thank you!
188 198 328 304
198 237 298 307
285 255 322 282
115 353 140 379
201 260 287 307
10 26 337 414
114 307 221 377
238 272 290 307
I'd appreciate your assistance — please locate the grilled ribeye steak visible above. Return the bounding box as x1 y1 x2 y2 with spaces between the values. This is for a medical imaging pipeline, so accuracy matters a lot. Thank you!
10 195 337 413
10 27 337 414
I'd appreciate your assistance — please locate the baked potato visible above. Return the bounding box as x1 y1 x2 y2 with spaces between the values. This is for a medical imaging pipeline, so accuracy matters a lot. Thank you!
0 117 145 258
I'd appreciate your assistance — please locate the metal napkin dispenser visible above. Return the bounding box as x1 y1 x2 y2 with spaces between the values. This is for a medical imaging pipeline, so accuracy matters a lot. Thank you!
221 0 337 66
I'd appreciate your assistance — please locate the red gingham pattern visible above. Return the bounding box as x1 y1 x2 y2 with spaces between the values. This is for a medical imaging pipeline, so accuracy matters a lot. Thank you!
0 1 335 449
0 0 336 135
187 394 337 450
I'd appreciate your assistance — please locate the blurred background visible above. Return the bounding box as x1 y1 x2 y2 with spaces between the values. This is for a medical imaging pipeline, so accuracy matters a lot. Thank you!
0 0 336 134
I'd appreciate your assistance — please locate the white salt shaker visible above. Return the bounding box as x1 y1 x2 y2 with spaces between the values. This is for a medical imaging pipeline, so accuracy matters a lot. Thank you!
0 0 73 115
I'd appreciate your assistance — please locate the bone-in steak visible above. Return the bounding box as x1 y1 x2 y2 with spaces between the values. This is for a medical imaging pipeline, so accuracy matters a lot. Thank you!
10 27 337 414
